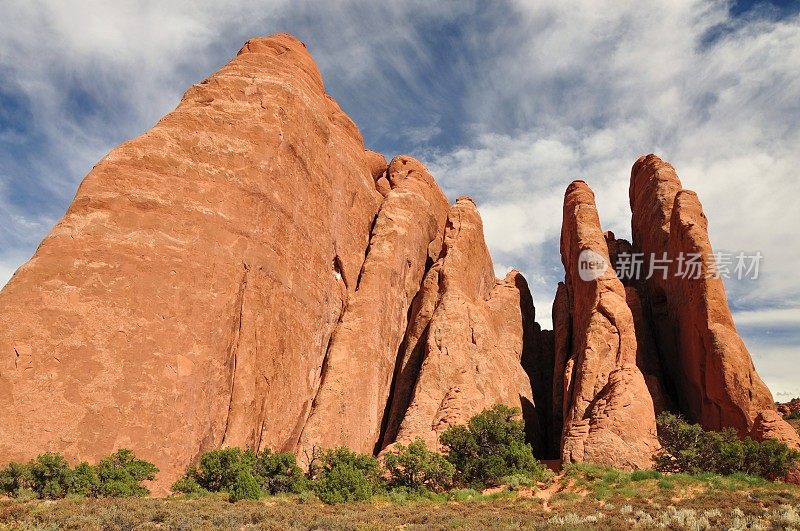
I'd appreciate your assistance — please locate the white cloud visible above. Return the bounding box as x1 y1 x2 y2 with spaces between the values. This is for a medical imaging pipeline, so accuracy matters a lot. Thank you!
0 0 798 397
420 0 800 396
734 308 800 327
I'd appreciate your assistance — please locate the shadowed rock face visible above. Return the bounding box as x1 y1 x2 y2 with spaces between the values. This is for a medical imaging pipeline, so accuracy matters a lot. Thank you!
0 34 794 490
629 155 799 448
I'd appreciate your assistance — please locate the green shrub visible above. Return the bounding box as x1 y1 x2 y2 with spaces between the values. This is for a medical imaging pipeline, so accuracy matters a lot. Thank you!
188 447 256 493
439 404 549 488
314 463 374 504
170 475 208 496
384 439 455 493
502 473 537 491
68 462 99 496
228 470 261 502
253 449 308 494
655 412 799 479
318 447 381 481
447 488 482 501
784 410 800 420
312 447 381 504
94 449 158 497
0 461 31 496
29 452 73 499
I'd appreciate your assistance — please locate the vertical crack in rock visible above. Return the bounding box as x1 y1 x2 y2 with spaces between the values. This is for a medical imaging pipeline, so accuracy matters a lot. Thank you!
379 262 443 449
296 156 450 457
292 252 349 453
355 215 378 291
384 197 540 451
221 264 249 446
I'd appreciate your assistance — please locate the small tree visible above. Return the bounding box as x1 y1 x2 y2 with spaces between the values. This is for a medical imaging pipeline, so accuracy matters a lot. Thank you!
383 439 454 493
655 412 718 473
68 462 98 496
253 449 307 494
189 447 256 493
312 447 381 504
440 404 548 488
95 449 158 497
170 475 208 496
29 452 73 499
0 461 31 496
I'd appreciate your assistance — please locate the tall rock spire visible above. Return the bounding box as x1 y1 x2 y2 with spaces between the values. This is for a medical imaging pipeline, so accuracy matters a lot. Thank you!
556 181 660 468
629 154 799 446
381 197 541 452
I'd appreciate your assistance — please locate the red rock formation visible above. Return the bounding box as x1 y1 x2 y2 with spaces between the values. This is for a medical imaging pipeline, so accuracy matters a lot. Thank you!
297 156 449 457
381 198 540 451
364 149 388 180
0 32 792 489
630 155 799 448
0 34 548 490
558 181 660 469
0 34 385 491
777 399 800 417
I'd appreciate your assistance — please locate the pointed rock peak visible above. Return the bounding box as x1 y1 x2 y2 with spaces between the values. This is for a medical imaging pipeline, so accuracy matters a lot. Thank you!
565 179 591 194
237 33 309 56
632 153 672 174
233 33 325 94
629 153 683 215
563 181 599 211
502 268 522 281
387 155 434 188
455 195 477 206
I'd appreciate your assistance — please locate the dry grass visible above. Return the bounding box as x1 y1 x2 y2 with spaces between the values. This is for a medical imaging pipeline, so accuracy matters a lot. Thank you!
2 467 800 530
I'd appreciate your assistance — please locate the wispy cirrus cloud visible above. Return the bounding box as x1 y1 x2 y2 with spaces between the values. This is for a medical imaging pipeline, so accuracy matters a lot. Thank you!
0 0 798 396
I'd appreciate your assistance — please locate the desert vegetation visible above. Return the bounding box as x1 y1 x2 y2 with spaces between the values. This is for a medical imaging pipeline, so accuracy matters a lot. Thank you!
0 449 157 500
170 404 550 503
655 412 800 478
1 406 799 529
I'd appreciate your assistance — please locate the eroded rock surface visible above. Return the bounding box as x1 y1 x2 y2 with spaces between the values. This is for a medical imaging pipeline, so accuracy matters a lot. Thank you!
0 35 547 489
381 198 541 451
557 181 660 469
0 32 792 489
297 156 449 457
0 34 384 490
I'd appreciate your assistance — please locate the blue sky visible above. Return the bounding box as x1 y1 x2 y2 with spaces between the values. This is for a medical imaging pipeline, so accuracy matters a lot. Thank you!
1 0 799 398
